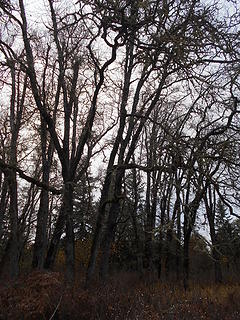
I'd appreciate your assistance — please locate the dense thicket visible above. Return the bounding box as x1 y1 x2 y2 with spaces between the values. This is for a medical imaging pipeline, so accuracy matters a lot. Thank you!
0 0 240 289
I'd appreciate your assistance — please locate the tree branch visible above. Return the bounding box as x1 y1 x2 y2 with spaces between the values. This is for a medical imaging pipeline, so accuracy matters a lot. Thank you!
0 159 62 195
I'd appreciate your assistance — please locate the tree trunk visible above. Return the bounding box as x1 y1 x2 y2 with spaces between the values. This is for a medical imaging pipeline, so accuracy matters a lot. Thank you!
99 169 123 281
85 171 114 286
0 64 25 280
165 229 172 279
213 246 223 283
64 182 75 283
32 118 52 269
183 230 191 290
157 194 167 279
6 170 20 279
32 189 49 269
176 206 182 281
145 171 153 272
204 189 223 284
130 168 143 274
99 199 120 281
44 205 65 269
165 184 180 279
0 178 8 240
45 181 75 284
183 186 205 289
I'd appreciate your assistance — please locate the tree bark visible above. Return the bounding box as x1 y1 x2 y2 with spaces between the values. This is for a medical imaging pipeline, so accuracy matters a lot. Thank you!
32 119 52 269
130 167 143 274
183 228 191 291
183 182 206 289
99 169 124 281
64 182 75 283
0 64 26 279
204 189 223 283
44 205 65 269
145 171 153 271
32 188 50 269
0 178 8 240
85 171 113 286
176 206 182 281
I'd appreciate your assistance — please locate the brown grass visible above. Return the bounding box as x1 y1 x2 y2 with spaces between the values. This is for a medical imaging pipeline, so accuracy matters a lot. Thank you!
0 271 240 319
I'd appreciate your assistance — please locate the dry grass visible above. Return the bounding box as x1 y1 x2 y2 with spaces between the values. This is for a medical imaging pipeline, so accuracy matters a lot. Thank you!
0 271 63 319
0 271 240 319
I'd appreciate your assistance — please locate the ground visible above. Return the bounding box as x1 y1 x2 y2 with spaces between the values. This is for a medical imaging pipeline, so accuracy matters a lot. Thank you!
0 271 240 319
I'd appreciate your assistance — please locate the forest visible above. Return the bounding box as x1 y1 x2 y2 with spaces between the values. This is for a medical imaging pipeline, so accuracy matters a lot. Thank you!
0 0 240 319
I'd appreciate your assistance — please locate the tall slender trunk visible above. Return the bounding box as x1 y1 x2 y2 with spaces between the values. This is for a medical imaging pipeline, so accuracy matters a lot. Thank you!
99 199 121 281
158 194 167 279
99 169 123 281
176 205 182 281
183 183 205 289
32 117 52 269
64 182 75 283
165 182 180 279
212 245 223 283
32 189 49 269
204 190 222 283
0 64 26 280
183 227 191 290
145 171 153 271
44 205 65 269
45 181 75 283
7 170 19 279
0 178 8 240
130 210 143 274
85 171 113 286
165 229 172 279
130 168 143 274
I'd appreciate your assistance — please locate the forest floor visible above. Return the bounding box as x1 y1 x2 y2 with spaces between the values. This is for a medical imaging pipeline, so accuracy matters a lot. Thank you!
0 271 240 319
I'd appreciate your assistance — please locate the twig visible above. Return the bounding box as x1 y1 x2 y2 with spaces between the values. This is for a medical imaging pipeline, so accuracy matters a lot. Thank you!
48 294 63 320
